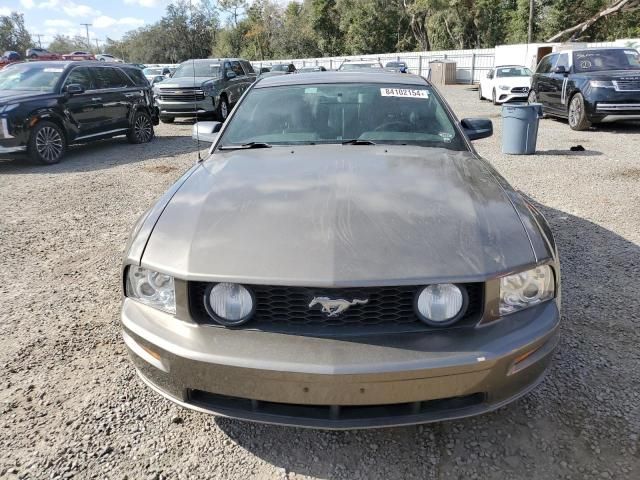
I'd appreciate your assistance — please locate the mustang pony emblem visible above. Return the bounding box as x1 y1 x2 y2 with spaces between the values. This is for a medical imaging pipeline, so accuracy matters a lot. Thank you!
309 297 369 317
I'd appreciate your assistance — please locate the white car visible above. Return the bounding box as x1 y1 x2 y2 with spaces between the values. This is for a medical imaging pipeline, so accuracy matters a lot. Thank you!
95 53 123 63
338 60 384 71
479 65 532 104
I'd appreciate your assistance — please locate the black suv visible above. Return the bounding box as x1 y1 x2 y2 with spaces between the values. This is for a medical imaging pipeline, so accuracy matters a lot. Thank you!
529 47 640 130
0 61 158 164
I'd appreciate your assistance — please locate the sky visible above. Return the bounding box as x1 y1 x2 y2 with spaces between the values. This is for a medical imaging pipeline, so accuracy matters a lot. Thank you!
0 0 212 48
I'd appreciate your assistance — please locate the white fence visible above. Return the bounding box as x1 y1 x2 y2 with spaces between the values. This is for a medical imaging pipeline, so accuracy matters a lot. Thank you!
251 39 640 84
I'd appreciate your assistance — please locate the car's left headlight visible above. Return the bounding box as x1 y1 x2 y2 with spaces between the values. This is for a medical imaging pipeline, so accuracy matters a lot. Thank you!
499 265 555 316
589 80 614 88
126 266 175 314
498 85 510 90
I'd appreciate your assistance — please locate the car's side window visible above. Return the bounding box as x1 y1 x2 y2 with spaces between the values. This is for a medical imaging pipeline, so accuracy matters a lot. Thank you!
242 61 255 74
122 68 148 87
556 53 570 72
230 61 244 77
62 67 93 90
92 67 131 89
223 61 232 77
487 69 494 79
537 55 557 74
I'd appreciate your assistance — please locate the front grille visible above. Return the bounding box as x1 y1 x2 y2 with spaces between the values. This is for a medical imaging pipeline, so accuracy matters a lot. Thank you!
187 390 485 426
188 283 484 335
510 86 529 93
159 88 205 101
613 78 640 92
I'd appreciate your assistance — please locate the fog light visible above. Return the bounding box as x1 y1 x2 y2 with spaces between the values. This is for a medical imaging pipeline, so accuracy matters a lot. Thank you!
416 284 466 326
205 283 255 326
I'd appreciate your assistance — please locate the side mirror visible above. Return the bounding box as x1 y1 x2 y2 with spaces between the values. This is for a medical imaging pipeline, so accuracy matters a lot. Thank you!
152 76 164 85
226 71 237 79
554 65 568 75
65 83 85 95
461 118 493 141
193 121 222 143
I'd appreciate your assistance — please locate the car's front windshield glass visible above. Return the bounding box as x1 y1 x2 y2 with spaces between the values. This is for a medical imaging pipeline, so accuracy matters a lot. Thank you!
340 63 381 71
496 67 532 77
172 61 221 78
573 49 640 72
218 83 466 151
0 64 63 92
271 65 288 71
143 68 163 75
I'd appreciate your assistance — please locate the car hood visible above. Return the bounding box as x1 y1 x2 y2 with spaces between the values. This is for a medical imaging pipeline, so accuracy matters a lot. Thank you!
142 145 535 285
495 77 531 87
156 77 218 88
0 89 52 103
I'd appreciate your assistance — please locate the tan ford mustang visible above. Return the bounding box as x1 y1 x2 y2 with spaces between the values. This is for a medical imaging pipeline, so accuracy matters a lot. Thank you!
121 72 561 429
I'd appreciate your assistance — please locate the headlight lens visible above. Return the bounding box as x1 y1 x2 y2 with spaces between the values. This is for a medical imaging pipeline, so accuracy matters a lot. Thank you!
499 85 510 90
499 265 554 316
126 266 175 314
416 284 465 326
206 283 254 326
589 80 613 88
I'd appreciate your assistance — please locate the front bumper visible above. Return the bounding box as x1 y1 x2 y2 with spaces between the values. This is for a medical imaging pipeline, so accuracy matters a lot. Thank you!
584 88 640 122
121 298 560 429
496 88 529 104
156 96 217 118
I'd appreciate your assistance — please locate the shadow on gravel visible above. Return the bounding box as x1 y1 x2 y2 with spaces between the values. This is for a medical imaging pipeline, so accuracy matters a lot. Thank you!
215 202 640 479
0 134 204 174
536 149 603 157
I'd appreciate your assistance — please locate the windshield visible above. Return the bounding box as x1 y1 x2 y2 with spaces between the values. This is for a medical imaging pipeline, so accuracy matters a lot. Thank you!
340 63 382 71
496 66 532 77
172 61 221 78
573 49 640 72
219 83 465 150
271 64 289 72
143 68 163 76
0 64 63 92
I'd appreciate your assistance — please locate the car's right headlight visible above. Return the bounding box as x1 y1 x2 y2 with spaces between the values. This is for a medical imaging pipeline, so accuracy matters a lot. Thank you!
499 265 555 316
498 85 510 90
589 80 614 88
126 266 176 314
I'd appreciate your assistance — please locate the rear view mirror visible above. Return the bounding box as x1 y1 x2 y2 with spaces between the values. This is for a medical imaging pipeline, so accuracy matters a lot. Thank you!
65 83 85 95
554 65 568 75
461 118 493 141
193 121 222 143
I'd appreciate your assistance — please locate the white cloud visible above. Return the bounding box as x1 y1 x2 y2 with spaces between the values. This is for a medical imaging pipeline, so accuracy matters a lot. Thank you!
21 0 36 8
44 18 74 28
37 1 99 18
123 0 167 7
93 15 144 29
0 7 13 15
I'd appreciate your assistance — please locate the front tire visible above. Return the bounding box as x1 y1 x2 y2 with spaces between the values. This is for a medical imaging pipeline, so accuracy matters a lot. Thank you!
492 89 499 105
127 111 155 144
28 121 66 165
568 93 591 131
216 95 229 122
478 85 483 100
30 54 38 59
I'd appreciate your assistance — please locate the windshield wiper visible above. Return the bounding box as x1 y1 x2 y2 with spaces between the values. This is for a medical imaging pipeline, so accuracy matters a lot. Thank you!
341 139 376 145
218 142 272 150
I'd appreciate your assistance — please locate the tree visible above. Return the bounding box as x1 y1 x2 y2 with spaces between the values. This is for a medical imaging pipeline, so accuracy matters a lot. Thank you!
310 0 343 56
47 35 89 54
0 12 32 55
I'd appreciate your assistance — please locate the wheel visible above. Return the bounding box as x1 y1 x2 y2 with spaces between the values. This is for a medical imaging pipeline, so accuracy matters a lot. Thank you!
216 95 229 121
127 110 155 144
99 58 105 61
28 121 66 165
478 86 483 100
160 116 175 124
30 54 38 59
492 89 499 105
568 93 591 131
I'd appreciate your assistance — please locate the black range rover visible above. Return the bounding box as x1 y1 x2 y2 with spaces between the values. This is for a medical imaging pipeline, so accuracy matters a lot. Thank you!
528 47 640 130
0 61 158 164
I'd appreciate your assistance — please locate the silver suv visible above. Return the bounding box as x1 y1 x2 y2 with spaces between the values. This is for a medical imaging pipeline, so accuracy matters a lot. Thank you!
154 58 257 123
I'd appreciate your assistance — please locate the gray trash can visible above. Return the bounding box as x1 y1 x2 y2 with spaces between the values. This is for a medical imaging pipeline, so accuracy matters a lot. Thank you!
501 103 543 155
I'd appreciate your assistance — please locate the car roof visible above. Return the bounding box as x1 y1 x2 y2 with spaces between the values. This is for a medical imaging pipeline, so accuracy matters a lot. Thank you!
495 64 528 68
255 71 428 88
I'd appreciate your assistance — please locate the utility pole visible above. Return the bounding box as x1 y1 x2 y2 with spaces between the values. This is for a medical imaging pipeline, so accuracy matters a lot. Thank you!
527 0 534 43
80 23 92 50
95 38 100 53
33 34 44 48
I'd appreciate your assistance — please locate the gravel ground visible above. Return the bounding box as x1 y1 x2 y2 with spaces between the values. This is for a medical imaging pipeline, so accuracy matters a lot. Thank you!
1 86 639 480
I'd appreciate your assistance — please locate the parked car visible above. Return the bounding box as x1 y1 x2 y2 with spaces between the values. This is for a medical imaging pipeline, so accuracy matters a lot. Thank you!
121 71 560 429
95 53 123 63
385 61 408 73
529 47 640 130
154 58 256 123
61 51 96 61
0 61 157 164
1 51 21 68
338 60 384 71
143 67 171 83
26 47 61 60
298 66 327 73
479 65 532 105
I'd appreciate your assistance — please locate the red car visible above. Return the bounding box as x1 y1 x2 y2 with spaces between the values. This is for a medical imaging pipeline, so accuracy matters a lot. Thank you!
61 51 96 61
26 48 61 60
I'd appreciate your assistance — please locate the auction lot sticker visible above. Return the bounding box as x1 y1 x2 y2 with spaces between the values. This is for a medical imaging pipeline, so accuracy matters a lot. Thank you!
380 88 429 98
